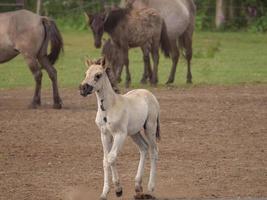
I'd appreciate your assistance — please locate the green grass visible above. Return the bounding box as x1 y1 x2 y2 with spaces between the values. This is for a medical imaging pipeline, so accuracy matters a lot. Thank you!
0 31 267 89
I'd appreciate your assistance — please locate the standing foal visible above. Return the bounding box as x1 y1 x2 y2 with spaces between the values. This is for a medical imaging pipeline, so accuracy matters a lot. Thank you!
79 59 160 200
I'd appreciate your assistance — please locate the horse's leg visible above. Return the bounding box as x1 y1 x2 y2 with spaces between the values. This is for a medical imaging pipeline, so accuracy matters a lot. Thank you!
150 45 160 85
100 132 112 200
38 56 62 109
123 50 131 88
144 119 159 195
24 56 42 108
115 63 123 83
140 47 152 84
183 32 193 84
166 39 180 84
130 132 148 195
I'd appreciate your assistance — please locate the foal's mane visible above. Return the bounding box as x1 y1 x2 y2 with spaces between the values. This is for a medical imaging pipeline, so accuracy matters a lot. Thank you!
104 7 130 33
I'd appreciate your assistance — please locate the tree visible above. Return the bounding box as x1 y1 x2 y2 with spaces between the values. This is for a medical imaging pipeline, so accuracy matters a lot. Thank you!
36 0 42 14
215 0 225 28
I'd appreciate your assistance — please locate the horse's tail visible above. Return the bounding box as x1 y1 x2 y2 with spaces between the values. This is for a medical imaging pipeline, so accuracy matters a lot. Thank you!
156 115 160 142
42 17 63 65
160 20 171 58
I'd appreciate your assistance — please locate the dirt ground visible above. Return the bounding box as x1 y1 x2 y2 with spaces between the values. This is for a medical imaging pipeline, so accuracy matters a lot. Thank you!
0 85 267 200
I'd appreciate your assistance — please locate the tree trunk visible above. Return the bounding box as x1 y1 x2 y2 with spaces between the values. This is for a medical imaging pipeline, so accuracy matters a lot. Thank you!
36 0 42 15
229 0 235 20
215 0 225 28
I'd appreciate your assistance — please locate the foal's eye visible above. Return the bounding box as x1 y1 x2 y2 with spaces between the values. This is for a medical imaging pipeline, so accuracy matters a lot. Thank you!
94 74 102 81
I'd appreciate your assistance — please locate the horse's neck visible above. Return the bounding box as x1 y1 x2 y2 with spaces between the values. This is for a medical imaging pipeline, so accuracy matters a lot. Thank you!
95 74 118 111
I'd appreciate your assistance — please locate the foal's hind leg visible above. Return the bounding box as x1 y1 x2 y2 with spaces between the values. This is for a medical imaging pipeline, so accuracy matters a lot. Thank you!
140 47 152 84
38 56 62 109
123 50 131 88
131 132 148 195
144 119 159 194
24 56 42 108
166 39 180 84
150 45 160 85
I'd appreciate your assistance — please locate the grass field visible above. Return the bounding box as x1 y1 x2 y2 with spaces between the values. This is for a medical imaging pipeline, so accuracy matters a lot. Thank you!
0 31 266 89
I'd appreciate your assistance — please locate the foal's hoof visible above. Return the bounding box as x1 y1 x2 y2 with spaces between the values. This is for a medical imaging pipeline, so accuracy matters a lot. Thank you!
134 193 156 200
53 103 62 109
115 187 123 197
140 78 147 84
186 79 193 84
125 82 131 88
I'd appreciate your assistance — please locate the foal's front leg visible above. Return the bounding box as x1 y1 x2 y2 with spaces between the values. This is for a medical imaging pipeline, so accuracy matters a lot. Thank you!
107 133 127 166
100 132 112 200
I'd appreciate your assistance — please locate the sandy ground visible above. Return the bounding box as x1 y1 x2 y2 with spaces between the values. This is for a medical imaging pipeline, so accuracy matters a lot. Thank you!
0 85 267 200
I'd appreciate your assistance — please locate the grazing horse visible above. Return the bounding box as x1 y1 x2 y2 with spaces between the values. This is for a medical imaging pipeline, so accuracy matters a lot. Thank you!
121 0 196 84
85 5 170 87
0 9 63 109
79 58 160 200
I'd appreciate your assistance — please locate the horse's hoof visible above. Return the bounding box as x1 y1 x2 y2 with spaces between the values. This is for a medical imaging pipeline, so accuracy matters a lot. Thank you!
115 187 123 197
28 101 40 109
140 78 147 84
53 103 62 109
166 80 174 85
134 193 156 200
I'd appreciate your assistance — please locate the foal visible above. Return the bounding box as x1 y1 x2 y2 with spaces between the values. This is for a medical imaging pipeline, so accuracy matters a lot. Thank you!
80 59 160 200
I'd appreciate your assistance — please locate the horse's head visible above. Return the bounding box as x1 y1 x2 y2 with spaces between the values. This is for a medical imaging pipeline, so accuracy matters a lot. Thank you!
79 58 107 97
85 12 107 48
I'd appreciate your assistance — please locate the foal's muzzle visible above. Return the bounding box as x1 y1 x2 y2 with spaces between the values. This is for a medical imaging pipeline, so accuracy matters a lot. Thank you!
79 84 94 97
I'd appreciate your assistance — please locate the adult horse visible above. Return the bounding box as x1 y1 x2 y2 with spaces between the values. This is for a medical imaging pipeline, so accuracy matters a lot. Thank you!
85 5 170 87
0 9 63 109
121 0 196 84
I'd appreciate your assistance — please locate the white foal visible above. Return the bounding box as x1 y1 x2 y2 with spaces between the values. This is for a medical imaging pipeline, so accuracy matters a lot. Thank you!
80 59 160 200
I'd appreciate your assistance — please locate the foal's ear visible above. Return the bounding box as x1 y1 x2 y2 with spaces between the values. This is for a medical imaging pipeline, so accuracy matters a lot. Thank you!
101 57 106 68
85 59 94 68
84 12 93 24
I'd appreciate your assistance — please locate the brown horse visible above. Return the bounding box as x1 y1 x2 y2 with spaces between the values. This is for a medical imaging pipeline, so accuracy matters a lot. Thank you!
121 0 196 84
0 9 63 109
101 39 125 84
86 5 170 87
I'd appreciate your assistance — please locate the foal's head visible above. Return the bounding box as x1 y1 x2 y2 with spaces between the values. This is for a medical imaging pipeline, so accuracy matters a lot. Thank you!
85 12 106 48
79 58 107 97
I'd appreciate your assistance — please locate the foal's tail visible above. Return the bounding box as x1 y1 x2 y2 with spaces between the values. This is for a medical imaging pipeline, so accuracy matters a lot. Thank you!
156 115 160 142
42 17 64 65
160 21 171 58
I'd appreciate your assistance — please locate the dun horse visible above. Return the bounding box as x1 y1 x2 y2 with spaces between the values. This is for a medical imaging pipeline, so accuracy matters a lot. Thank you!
80 58 160 200
0 10 63 109
101 39 124 83
86 5 170 87
121 0 196 84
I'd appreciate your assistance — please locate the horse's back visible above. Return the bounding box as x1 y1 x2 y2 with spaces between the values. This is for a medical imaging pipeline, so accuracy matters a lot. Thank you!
125 89 159 114
0 9 44 59
122 0 195 38
126 8 162 47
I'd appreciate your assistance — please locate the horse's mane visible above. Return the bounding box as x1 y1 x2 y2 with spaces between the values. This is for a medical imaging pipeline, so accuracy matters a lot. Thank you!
104 7 130 33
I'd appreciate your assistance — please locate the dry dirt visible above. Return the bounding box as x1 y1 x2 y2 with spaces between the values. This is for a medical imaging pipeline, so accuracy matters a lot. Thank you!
0 85 267 200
